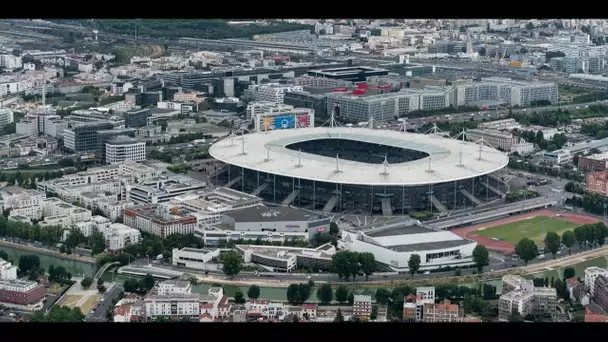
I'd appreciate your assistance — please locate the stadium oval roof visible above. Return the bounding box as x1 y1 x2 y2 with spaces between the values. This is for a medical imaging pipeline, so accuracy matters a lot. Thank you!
209 127 509 186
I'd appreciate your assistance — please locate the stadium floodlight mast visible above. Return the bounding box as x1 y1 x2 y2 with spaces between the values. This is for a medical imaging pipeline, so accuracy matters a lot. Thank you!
320 110 342 128
426 157 434 173
379 155 390 176
423 123 444 136
334 154 342 173
458 149 464 167
240 136 247 155
295 149 303 168
264 147 271 162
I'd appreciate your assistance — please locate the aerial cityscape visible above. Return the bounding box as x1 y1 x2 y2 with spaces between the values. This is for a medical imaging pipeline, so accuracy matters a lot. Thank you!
1 18 608 323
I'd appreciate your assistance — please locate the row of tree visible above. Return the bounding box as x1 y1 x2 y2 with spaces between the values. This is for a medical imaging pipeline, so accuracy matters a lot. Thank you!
508 158 584 183
514 222 608 265
566 192 608 216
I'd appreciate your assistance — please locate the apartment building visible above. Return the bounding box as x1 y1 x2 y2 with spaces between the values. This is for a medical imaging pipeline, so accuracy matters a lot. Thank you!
593 275 608 312
0 108 14 127
403 294 425 322
423 300 463 322
0 187 46 221
586 267 608 296
466 129 515 151
498 275 557 320
125 175 206 205
0 259 18 281
123 204 197 238
586 172 608 197
0 278 45 306
416 287 436 304
98 223 142 251
352 295 372 320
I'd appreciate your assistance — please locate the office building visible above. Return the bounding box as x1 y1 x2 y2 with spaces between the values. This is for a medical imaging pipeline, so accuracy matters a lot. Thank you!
352 295 372 320
255 84 303 103
308 66 389 82
455 77 558 107
124 109 153 128
125 91 163 107
96 128 138 163
578 152 608 172
586 267 608 295
0 278 45 306
105 136 146 165
466 129 515 151
543 149 572 165
123 205 198 238
235 244 335 272
171 247 221 270
283 91 328 119
246 101 294 121
125 175 207 205
63 121 114 154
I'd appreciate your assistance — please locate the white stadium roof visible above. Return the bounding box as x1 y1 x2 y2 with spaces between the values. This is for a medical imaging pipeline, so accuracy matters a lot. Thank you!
209 127 509 186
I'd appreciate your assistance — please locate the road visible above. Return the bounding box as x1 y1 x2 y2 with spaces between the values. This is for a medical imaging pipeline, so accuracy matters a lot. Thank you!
86 284 124 322
401 99 608 129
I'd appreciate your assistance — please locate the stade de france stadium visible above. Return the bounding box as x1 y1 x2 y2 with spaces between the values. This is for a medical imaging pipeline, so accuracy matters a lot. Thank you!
208 126 510 216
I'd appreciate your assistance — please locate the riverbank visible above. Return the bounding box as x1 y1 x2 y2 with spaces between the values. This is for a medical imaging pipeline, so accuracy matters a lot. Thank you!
0 240 96 264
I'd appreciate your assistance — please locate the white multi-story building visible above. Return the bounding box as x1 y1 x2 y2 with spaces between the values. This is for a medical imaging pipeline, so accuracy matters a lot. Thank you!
246 101 294 121
455 77 559 107
542 149 572 165
585 267 608 296
0 108 14 127
0 55 23 70
123 204 197 238
155 280 192 296
416 287 436 304
353 295 373 319
255 84 303 103
144 294 201 320
98 223 141 251
478 118 521 131
105 136 146 164
78 63 94 73
171 247 220 270
96 199 134 222
511 139 535 155
498 275 557 320
0 259 18 281
16 119 37 137
466 129 515 151
0 187 46 221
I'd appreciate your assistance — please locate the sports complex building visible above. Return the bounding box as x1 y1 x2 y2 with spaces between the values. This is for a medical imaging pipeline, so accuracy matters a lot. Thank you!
209 126 510 216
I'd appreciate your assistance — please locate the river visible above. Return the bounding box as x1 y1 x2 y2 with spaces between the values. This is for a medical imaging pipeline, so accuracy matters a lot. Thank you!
3 244 607 301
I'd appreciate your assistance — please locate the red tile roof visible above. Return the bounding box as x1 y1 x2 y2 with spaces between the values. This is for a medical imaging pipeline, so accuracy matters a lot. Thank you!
113 304 131 317
218 296 230 308
302 304 318 310
200 303 214 309
585 313 608 322
567 277 581 288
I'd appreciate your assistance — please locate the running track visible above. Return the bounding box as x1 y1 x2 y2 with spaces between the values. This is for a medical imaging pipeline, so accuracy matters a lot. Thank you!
452 209 604 254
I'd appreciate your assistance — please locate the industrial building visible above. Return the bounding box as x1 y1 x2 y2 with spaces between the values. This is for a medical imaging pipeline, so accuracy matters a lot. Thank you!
307 66 389 82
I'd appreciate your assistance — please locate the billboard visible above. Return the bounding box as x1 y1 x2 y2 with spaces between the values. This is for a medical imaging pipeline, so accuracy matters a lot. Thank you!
316 226 327 233
274 116 296 129
263 118 274 130
297 114 309 127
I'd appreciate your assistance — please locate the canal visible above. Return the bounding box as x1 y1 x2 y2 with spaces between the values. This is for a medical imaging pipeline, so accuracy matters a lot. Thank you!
3 244 608 301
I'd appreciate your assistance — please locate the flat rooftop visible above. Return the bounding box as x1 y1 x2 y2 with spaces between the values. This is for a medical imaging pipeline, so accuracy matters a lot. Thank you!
366 225 431 237
388 239 472 253
226 205 328 223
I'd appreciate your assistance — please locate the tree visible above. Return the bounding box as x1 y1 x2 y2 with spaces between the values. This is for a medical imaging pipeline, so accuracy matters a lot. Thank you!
544 231 561 258
123 278 140 293
334 308 345 322
88 232 107 255
286 284 301 305
0 250 8 261
316 283 333 305
472 245 489 273
515 238 538 266
348 316 361 322
508 308 524 322
408 254 421 278
374 288 391 305
329 222 339 235
142 273 156 292
18 255 40 274
222 251 242 277
80 277 93 289
348 293 355 306
97 277 104 287
247 285 260 299
563 267 575 280
526 22 535 30
561 230 575 255
292 314 299 323
335 285 348 303
234 291 246 304
331 251 360 281
358 252 376 281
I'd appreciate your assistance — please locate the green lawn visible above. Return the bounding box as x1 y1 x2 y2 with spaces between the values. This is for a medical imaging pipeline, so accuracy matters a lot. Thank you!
475 216 578 245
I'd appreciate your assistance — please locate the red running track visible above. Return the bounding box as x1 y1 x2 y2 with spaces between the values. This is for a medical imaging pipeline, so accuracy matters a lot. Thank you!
451 209 604 254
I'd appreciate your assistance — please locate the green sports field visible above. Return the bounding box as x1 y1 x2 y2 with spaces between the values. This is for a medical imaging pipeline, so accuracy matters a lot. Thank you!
474 216 578 245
